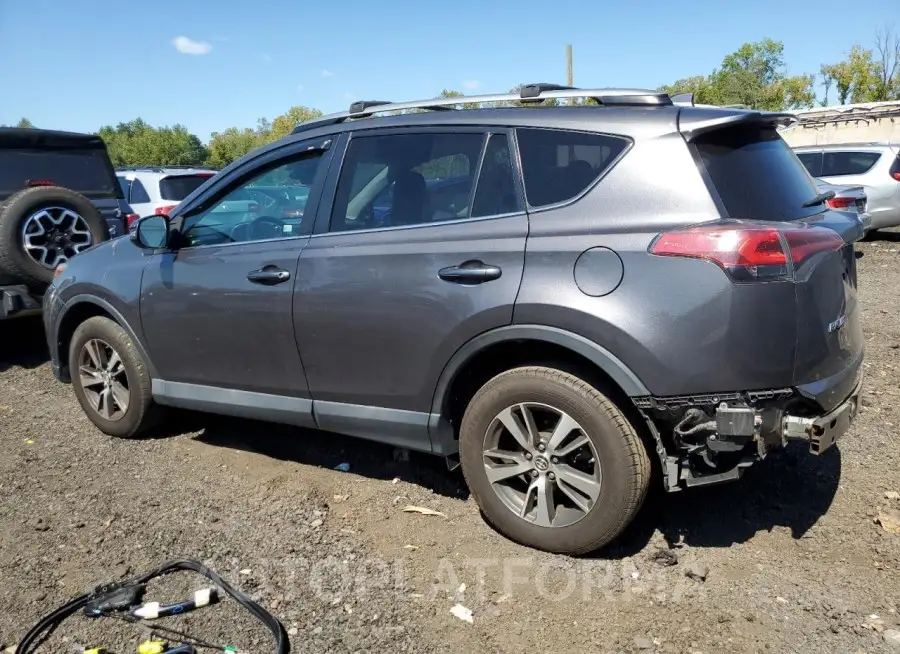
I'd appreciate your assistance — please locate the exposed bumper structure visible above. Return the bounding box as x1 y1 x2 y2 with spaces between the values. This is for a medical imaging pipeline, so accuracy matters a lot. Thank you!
783 379 861 455
0 284 42 320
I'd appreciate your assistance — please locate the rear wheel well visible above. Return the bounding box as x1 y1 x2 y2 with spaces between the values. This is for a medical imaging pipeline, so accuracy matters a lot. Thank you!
443 338 661 483
57 303 114 370
444 339 640 433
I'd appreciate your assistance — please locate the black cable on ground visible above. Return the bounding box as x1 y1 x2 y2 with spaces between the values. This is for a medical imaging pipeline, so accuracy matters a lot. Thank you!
16 559 290 654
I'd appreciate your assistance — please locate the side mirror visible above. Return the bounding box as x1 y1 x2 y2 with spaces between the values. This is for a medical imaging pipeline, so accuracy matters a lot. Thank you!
130 215 170 249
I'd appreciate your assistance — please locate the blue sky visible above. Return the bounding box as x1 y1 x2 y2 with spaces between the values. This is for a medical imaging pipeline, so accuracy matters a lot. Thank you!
0 0 896 140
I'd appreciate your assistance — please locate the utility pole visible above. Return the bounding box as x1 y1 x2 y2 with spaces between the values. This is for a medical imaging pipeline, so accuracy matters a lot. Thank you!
566 44 573 86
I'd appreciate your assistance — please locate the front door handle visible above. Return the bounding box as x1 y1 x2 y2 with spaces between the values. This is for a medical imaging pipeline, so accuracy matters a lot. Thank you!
438 261 502 285
247 265 291 285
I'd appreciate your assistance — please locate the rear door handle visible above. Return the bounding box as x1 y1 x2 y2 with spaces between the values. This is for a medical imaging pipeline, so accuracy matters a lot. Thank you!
438 261 502 284
247 265 291 285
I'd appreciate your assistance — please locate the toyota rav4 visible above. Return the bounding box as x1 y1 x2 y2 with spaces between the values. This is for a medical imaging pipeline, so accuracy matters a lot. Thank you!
43 85 865 554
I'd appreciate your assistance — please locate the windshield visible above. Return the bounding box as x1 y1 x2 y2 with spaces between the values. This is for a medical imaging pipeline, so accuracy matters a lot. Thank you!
694 126 820 221
159 174 214 201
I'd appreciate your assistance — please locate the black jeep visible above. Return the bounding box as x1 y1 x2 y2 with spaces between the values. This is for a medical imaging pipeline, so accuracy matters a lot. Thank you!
0 128 131 320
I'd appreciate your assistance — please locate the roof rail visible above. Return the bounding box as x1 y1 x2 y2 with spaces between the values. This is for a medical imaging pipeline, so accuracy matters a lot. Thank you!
292 84 673 134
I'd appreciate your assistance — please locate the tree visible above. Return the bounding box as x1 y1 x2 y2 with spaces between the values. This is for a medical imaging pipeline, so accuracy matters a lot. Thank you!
820 45 880 104
98 119 208 167
15 117 34 128
874 26 900 100
660 39 815 110
267 106 324 142
206 127 264 168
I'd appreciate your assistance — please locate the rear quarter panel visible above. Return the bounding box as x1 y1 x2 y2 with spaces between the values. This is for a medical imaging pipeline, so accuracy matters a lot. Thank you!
514 132 799 397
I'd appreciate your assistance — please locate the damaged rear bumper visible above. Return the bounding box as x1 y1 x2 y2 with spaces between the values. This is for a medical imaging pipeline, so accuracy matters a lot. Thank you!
641 373 863 492
783 379 861 455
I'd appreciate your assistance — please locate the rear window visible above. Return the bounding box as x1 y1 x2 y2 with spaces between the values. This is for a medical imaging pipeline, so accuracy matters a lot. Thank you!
516 128 629 208
795 151 822 177
0 148 120 198
694 126 819 221
159 174 213 201
821 151 881 177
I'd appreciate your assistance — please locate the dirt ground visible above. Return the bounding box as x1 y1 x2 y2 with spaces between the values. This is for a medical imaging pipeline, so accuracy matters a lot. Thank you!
1 234 899 654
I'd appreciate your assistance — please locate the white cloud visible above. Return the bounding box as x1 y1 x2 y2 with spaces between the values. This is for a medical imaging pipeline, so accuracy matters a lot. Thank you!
297 84 305 92
463 80 481 90
321 69 334 78
172 36 212 55
261 53 272 64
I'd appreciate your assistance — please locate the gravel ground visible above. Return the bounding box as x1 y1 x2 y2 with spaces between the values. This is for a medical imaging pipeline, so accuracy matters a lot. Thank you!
1 234 900 654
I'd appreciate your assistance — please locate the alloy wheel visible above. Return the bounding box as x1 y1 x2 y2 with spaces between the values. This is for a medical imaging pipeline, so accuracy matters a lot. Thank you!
78 339 130 421
483 402 602 528
22 207 93 269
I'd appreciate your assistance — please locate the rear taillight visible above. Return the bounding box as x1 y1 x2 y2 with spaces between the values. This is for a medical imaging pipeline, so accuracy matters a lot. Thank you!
892 172 900 181
827 196 855 209
125 213 140 227
649 223 844 282
155 205 177 216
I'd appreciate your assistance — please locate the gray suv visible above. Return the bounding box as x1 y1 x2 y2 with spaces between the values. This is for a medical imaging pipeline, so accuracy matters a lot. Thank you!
43 85 865 554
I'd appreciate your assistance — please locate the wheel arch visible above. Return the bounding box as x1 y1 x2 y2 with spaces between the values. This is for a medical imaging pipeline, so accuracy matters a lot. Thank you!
428 325 652 451
56 295 157 380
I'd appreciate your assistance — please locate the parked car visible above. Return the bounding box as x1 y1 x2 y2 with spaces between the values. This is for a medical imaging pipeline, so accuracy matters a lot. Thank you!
815 179 871 232
116 166 217 225
794 143 900 232
44 85 864 554
0 128 133 320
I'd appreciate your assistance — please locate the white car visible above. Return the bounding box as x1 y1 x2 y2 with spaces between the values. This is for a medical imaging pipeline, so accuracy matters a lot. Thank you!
116 166 217 226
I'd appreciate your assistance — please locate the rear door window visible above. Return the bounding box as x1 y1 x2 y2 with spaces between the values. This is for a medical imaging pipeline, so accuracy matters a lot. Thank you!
795 151 823 177
516 128 629 208
0 148 120 198
159 174 214 201
693 126 820 221
821 151 882 176
130 179 151 204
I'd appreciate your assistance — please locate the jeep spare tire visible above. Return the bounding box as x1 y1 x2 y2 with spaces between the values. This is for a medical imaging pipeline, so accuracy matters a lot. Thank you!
0 186 108 288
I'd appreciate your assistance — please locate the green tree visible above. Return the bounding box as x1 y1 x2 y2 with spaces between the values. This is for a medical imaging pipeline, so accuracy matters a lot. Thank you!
820 45 880 104
266 106 324 142
15 117 34 128
661 39 815 110
98 119 208 167
206 127 264 168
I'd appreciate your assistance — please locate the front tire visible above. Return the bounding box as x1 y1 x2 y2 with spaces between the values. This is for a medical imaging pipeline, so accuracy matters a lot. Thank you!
459 366 651 555
69 316 158 438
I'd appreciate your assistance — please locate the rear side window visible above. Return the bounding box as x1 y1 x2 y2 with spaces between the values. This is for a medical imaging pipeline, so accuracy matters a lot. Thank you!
0 148 119 197
516 128 628 208
130 179 151 204
694 126 819 221
821 151 881 177
795 151 822 177
159 174 213 201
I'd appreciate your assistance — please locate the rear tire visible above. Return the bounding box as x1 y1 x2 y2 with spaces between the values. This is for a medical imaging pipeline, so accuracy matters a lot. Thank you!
69 316 160 438
459 366 651 555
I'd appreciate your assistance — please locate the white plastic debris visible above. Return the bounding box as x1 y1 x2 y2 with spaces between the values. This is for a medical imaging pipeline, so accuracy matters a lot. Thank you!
334 462 351 472
450 603 474 624
402 505 447 518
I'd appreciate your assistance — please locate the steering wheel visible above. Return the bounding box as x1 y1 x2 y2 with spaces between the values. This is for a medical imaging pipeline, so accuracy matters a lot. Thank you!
230 215 286 242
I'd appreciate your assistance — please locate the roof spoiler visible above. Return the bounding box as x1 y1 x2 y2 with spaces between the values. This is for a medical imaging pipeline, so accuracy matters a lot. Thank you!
678 109 799 140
